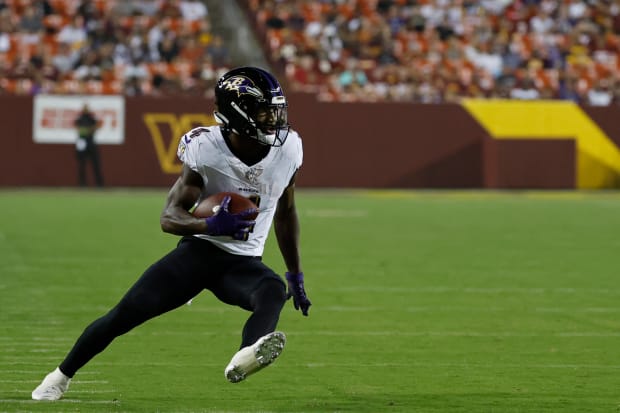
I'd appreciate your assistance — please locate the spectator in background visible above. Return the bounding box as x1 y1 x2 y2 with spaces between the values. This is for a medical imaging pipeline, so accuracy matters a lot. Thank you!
0 21 10 54
338 58 368 92
510 77 541 100
179 0 208 22
74 104 104 187
73 50 102 80
123 56 149 83
587 79 613 106
52 42 80 75
558 76 582 102
158 0 182 19
158 34 180 63
57 15 87 49
19 5 44 34
206 34 230 67
32 0 54 17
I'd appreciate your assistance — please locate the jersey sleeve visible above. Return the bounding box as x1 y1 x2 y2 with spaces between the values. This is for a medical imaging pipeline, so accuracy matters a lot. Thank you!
177 127 204 171
290 129 303 169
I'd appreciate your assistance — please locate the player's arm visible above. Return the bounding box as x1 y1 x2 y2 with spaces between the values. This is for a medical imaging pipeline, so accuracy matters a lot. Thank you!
275 172 312 316
274 172 301 273
160 164 208 235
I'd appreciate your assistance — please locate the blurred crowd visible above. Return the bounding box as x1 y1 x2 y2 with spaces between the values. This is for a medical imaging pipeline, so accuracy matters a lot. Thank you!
3 0 620 105
247 0 620 105
0 0 231 96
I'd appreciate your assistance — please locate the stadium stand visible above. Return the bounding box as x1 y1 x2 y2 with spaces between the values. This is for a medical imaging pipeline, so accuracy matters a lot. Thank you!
1 0 619 105
242 0 620 105
0 0 227 96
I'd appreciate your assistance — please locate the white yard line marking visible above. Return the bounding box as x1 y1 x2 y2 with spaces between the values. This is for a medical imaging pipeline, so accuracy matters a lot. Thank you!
81 361 620 370
315 305 620 312
305 209 368 218
331 286 620 294
0 380 108 384
144 330 620 338
0 358 65 364
12 389 114 394
5 330 617 342
304 362 620 369
308 331 620 337
0 399 119 405
3 370 99 375
0 342 70 347
536 307 620 313
181 307 235 313
30 337 74 341
1 349 65 353
0 360 66 365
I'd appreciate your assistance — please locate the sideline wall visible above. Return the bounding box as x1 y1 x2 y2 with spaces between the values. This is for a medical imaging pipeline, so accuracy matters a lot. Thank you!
0 94 618 188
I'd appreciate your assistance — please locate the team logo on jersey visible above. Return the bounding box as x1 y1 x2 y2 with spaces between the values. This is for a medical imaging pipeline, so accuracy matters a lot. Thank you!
221 76 264 98
245 166 264 183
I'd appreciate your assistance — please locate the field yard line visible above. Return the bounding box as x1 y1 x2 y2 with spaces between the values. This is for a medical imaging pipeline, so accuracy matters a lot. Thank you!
304 362 620 369
180 307 234 313
1 349 65 353
10 330 611 339
331 286 620 294
4 370 99 375
144 330 620 337
0 399 119 405
83 361 620 370
0 341 71 347
298 331 620 337
535 307 620 313
31 337 74 342
0 380 108 384
13 389 114 394
0 355 65 359
304 209 368 218
5 304 620 319
320 306 620 313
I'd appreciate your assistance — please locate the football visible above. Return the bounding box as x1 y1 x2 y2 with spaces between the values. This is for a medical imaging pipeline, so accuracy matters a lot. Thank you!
193 192 258 219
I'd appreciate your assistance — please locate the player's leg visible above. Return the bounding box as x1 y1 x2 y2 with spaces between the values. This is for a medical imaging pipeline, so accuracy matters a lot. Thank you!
32 238 207 400
89 145 104 187
225 278 288 383
76 150 87 186
209 258 287 382
239 277 288 347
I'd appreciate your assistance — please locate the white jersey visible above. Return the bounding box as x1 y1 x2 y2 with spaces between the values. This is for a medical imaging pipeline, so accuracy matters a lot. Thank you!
177 126 303 256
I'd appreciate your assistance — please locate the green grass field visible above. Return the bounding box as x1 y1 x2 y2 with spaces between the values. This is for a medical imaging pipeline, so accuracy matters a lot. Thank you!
1 189 620 413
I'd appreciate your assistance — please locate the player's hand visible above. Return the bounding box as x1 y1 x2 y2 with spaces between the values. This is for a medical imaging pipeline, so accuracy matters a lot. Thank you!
285 272 311 316
205 195 257 241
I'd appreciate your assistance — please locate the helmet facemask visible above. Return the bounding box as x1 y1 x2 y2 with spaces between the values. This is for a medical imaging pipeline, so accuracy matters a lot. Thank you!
254 99 289 146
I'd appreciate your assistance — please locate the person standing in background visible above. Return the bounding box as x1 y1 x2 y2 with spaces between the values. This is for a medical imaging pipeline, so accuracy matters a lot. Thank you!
74 103 104 187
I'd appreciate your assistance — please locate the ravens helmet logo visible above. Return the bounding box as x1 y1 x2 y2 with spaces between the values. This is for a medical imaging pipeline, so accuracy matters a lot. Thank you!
221 76 263 98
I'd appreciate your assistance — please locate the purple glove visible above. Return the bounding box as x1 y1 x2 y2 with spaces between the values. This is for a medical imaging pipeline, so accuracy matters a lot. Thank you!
285 272 311 316
205 195 257 241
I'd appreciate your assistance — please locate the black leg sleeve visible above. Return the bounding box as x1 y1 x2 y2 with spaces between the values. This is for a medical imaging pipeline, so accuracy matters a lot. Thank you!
59 244 206 377
59 299 150 377
240 278 287 348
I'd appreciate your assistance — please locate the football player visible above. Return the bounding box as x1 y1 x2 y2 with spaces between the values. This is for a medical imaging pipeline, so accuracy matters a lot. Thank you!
32 66 312 400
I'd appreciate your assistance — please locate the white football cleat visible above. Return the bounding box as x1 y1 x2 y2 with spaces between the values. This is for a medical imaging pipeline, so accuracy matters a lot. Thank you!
225 331 286 383
32 367 71 401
